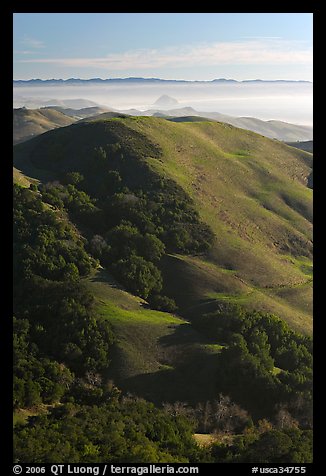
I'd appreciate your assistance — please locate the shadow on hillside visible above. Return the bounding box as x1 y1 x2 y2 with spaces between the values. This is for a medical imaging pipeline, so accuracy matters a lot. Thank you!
180 297 227 320
110 322 223 405
159 322 214 347
117 350 221 405
14 138 58 184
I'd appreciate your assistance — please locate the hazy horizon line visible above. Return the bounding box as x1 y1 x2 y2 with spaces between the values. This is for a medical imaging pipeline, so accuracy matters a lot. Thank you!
13 76 313 83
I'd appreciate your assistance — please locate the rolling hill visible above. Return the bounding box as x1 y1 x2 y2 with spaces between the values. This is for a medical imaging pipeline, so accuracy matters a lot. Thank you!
13 97 104 110
121 107 313 142
85 267 223 404
13 106 120 145
14 104 313 146
13 107 77 144
13 116 313 335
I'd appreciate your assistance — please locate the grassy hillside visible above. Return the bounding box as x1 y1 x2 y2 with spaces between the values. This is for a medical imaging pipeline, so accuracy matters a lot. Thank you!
13 167 37 187
13 107 77 144
117 117 312 332
85 268 224 404
13 116 312 334
126 107 313 141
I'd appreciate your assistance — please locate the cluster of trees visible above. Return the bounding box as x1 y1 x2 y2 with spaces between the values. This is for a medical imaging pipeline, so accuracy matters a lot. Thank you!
35 144 214 307
13 184 114 409
14 184 95 282
13 316 74 408
14 394 312 463
161 396 312 463
163 394 253 435
193 304 312 424
14 396 201 463
210 427 312 463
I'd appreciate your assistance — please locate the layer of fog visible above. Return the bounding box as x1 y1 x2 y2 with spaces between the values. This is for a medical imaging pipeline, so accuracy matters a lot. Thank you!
13 81 313 126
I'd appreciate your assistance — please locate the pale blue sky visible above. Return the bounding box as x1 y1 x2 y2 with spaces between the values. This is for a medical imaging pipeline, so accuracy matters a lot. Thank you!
13 13 313 80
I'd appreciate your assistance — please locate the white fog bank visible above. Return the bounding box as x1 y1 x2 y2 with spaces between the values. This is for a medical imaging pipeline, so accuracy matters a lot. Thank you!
13 81 313 126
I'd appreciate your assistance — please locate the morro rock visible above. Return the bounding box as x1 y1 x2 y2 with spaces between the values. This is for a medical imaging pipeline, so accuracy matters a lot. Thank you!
152 94 179 108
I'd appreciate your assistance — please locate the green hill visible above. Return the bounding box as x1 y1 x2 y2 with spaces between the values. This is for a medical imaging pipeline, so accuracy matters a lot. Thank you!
13 116 312 334
13 116 313 461
85 267 222 404
127 107 313 142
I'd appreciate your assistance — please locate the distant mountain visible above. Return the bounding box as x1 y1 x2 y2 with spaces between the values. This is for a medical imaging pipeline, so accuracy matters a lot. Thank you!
39 98 105 108
13 77 312 85
225 117 313 142
152 95 179 108
13 97 103 109
212 78 238 83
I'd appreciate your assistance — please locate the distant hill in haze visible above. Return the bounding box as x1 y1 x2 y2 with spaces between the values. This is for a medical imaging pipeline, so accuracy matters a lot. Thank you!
13 106 116 144
13 97 104 110
207 115 313 142
286 140 313 153
152 95 179 107
13 107 77 144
